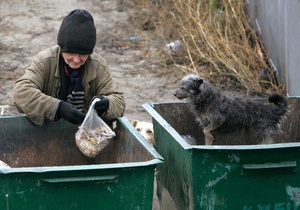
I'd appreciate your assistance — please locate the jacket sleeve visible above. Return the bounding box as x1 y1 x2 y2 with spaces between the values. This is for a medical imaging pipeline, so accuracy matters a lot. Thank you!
13 54 61 126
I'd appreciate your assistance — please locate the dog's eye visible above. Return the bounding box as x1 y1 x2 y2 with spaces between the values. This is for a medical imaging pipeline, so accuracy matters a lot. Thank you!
137 128 141 132
146 129 153 134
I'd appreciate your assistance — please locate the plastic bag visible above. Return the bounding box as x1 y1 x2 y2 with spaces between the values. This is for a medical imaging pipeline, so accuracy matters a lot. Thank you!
75 98 115 158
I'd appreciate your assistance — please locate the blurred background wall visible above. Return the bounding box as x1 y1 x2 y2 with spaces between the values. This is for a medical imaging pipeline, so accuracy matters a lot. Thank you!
247 0 300 96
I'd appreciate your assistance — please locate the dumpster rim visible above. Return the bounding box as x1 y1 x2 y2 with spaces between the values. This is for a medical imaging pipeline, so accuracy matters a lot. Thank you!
0 159 162 174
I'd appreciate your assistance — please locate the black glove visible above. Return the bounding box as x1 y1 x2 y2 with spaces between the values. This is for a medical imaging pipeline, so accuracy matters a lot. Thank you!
57 101 86 124
94 96 109 116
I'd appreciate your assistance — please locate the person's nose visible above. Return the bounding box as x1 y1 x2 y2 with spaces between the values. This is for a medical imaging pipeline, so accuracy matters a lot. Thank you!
73 55 81 63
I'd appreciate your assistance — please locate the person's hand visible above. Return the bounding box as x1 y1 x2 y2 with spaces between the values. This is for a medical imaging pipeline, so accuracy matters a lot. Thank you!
94 96 109 116
57 101 86 124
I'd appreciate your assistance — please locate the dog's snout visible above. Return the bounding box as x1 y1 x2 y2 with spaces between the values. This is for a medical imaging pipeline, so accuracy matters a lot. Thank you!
173 90 185 100
173 91 180 98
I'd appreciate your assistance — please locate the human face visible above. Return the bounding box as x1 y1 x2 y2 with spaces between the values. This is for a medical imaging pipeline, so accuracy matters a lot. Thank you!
62 52 89 69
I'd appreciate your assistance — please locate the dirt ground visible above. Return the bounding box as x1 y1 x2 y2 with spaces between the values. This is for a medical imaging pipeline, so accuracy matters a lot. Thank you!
0 0 186 123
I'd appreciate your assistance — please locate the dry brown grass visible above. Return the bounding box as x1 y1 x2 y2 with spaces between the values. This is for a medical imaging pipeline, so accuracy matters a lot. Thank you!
125 0 284 95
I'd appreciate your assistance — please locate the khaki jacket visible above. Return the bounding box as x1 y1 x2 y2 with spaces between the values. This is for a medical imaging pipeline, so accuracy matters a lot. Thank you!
13 45 126 125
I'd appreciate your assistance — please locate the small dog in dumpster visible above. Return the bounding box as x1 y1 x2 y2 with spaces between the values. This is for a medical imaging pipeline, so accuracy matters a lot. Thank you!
132 120 155 145
173 74 289 145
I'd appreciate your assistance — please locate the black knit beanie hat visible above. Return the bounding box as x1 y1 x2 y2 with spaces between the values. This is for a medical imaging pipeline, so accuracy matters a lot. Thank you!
57 9 96 55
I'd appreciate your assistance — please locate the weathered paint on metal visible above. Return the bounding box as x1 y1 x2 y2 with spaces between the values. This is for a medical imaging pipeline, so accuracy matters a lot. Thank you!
143 98 300 209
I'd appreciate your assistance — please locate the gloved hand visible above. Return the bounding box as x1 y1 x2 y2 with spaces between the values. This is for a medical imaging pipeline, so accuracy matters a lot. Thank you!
57 101 86 124
94 96 109 116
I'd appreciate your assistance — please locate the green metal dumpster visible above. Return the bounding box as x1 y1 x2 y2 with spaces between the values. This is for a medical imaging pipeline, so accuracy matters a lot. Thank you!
143 97 300 210
0 116 163 210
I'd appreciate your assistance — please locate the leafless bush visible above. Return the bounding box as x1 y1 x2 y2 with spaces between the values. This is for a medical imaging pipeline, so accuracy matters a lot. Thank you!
126 0 284 95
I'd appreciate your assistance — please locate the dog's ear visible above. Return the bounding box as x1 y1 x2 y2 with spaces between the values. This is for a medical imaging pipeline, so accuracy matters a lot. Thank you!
132 120 139 127
194 78 203 89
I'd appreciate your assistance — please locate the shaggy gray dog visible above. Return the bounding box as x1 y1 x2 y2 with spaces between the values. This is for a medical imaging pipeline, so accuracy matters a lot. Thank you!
173 74 289 145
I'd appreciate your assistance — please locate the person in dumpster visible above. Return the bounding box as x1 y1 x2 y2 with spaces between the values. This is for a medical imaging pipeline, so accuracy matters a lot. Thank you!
13 9 125 126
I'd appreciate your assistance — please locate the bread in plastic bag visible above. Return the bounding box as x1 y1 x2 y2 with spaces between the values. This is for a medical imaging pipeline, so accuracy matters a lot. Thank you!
75 98 115 158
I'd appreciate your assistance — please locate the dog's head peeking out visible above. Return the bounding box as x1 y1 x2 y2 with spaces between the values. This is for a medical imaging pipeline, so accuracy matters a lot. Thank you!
132 120 155 145
173 74 203 100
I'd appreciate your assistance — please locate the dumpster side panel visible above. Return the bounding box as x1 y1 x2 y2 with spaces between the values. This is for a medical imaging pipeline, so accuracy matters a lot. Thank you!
0 166 156 210
0 117 84 167
192 148 300 209
153 118 194 210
